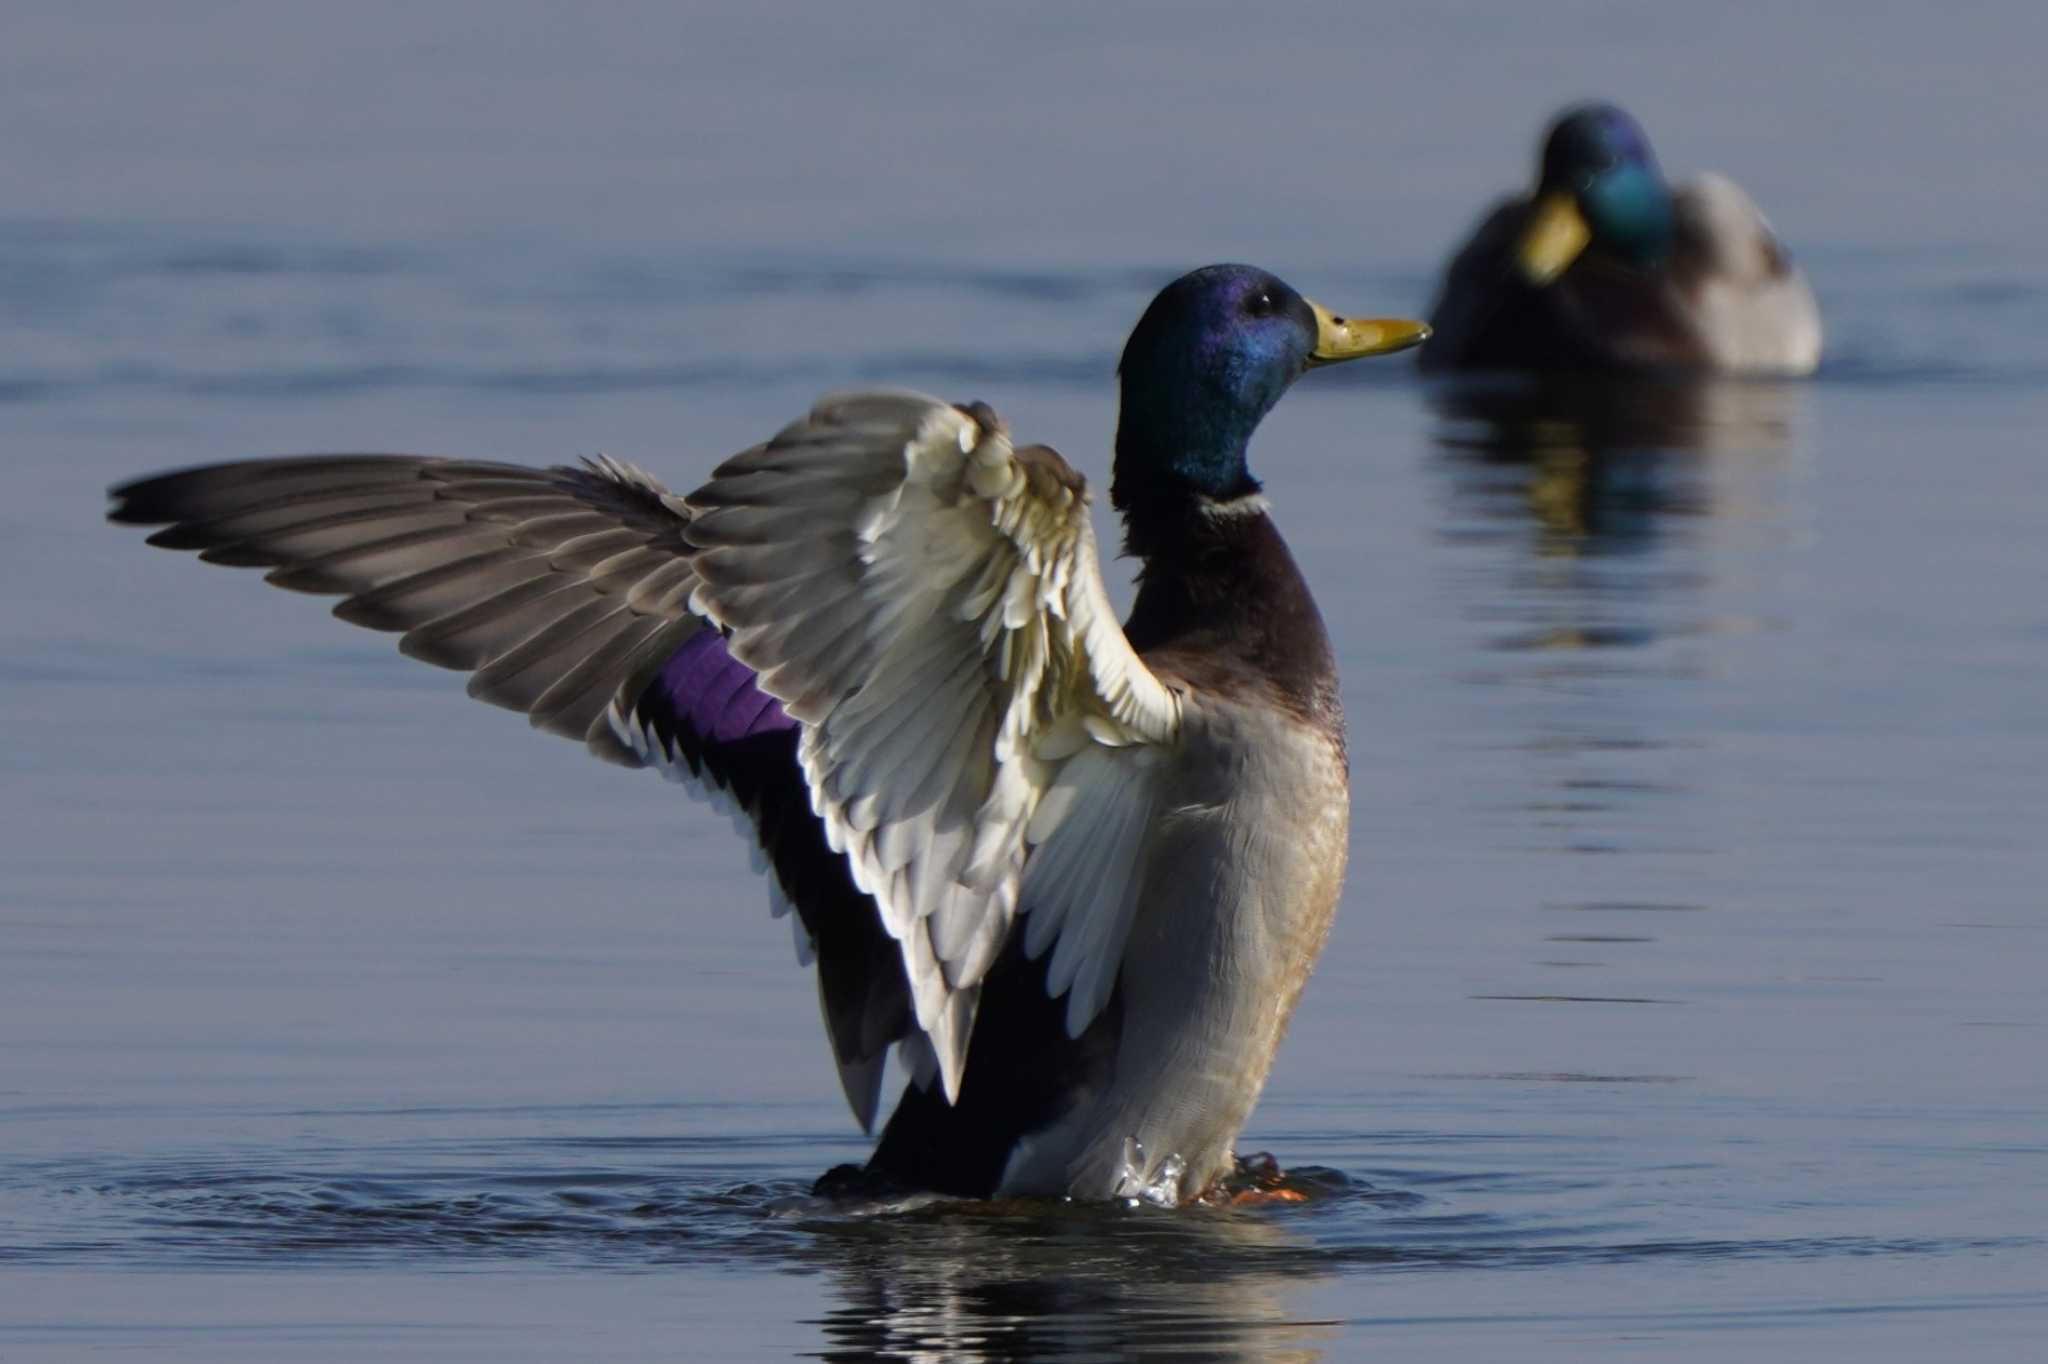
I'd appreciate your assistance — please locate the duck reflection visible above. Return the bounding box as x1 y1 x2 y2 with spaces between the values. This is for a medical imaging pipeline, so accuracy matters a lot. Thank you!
803 1199 1334 1363
1425 373 1808 873
1430 374 1804 558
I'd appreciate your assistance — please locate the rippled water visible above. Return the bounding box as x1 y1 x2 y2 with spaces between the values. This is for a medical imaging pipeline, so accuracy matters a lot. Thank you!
5 4 2047 1360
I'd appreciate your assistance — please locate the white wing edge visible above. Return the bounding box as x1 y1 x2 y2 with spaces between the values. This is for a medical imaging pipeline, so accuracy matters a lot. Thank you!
1017 740 1166 1038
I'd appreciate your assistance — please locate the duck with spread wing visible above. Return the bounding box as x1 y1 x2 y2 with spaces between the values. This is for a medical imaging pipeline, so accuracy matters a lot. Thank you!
109 265 1428 1204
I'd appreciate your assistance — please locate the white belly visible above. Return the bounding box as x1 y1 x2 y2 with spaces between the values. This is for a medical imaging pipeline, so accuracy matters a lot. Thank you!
996 697 1349 1201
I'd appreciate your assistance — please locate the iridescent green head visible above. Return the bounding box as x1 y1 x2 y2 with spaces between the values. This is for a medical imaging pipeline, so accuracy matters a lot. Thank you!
1517 102 1677 283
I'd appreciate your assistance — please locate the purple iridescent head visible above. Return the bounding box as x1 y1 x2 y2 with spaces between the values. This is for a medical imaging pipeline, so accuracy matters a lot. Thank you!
1109 265 1426 511
1113 265 1319 504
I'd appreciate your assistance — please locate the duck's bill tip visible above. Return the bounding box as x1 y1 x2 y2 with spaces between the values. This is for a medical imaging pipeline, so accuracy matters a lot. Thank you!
1307 302 1433 365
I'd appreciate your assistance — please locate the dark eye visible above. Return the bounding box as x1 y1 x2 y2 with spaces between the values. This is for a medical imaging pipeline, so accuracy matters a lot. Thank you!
1245 291 1276 318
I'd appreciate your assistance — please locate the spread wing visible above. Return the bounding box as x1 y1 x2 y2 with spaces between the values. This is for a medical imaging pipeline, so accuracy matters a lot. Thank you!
106 453 703 762
106 452 916 1127
109 390 1185 1114
684 392 1183 1101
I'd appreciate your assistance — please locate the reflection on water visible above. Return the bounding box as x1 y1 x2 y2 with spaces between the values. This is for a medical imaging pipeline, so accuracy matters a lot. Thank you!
1429 374 1806 555
1419 373 1809 965
806 1196 1336 1363
1425 372 1807 709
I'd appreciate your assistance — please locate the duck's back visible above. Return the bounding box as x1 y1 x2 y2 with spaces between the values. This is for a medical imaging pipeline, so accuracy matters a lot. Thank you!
1670 173 1822 375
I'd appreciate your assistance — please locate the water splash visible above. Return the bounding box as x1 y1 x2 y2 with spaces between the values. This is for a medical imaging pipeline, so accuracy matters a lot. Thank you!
1111 1137 1186 1209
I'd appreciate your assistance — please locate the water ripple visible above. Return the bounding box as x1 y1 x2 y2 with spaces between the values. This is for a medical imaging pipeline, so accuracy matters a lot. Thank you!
6 1141 2026 1280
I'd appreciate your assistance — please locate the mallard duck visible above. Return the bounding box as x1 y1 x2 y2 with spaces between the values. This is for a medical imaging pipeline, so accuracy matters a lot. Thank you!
108 265 1428 1204
1423 102 1821 375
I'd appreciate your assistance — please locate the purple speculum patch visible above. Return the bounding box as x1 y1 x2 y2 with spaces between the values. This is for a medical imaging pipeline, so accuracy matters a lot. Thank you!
648 628 794 744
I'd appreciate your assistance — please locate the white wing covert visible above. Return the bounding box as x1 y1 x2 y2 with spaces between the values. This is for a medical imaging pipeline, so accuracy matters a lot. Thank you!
684 392 1182 1101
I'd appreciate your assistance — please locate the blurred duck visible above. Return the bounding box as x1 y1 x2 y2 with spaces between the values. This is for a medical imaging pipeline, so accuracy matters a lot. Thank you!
1423 102 1820 375
108 265 1428 1205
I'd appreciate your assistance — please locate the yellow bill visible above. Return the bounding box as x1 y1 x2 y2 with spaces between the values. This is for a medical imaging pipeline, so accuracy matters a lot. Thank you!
1515 191 1593 285
1307 301 1431 366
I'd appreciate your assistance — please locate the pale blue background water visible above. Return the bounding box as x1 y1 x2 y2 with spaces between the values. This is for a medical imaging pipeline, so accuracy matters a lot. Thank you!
4 4 2045 1360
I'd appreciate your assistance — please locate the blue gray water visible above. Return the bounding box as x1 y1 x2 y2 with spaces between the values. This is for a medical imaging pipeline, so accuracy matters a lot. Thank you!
4 4 2046 1360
